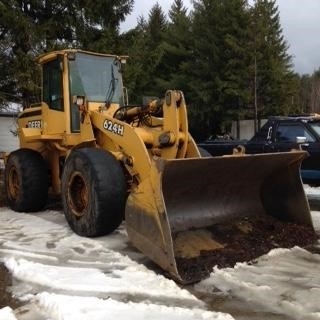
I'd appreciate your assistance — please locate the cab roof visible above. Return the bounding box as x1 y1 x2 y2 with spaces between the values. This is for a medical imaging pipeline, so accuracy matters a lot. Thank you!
37 49 119 64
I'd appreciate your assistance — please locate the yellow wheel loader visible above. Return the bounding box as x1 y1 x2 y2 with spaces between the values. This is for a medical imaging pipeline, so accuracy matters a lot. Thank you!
4 50 317 283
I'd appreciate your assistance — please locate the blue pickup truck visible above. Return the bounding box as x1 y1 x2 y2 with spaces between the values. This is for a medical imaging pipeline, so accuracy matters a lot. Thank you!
198 115 320 186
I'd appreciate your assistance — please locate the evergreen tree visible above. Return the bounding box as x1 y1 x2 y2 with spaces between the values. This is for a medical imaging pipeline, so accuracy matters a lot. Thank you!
74 0 134 51
310 68 320 113
0 29 17 106
215 0 251 130
185 0 221 139
147 2 167 47
294 69 320 114
143 3 168 96
249 0 296 118
0 0 133 107
297 74 312 114
187 0 251 140
119 17 150 103
158 0 193 93
0 0 40 107
119 3 168 103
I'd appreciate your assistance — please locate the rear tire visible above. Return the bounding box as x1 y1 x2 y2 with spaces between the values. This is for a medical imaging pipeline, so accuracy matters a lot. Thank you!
5 148 49 212
61 148 126 237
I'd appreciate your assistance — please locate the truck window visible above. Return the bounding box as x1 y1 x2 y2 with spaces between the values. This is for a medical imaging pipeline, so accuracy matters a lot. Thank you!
276 124 315 142
43 58 64 111
250 122 271 142
309 122 320 137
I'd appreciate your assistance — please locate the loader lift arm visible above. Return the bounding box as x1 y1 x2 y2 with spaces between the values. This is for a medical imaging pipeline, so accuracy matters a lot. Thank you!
82 90 199 183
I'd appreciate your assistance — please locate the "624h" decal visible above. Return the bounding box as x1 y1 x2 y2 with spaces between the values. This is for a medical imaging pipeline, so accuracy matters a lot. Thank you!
103 120 124 136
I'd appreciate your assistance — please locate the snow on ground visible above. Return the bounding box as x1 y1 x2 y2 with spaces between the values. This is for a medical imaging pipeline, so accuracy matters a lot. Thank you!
0 185 319 320
0 209 232 320
24 293 224 320
195 247 320 320
0 306 17 320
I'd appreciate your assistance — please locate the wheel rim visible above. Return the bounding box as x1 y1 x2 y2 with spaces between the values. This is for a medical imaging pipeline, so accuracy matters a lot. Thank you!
8 166 20 200
67 172 89 217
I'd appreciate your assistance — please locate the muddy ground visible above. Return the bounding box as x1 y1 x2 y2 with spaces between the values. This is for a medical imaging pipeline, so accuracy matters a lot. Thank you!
176 215 318 282
0 264 23 310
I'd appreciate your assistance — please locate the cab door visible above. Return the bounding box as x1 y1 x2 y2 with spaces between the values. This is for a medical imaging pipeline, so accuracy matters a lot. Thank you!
41 56 67 134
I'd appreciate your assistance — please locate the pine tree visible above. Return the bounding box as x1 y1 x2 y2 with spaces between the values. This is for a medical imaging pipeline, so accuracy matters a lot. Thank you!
310 69 320 113
119 17 151 103
249 0 296 118
186 0 251 139
119 3 168 103
185 0 222 140
297 75 312 114
215 0 252 130
0 0 134 107
158 0 193 93
143 3 168 96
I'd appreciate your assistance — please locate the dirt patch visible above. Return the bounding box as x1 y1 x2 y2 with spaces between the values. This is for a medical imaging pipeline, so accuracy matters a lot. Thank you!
176 215 319 283
0 263 23 309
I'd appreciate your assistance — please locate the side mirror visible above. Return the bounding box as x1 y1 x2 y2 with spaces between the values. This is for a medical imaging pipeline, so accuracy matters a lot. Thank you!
296 136 307 144
296 136 309 150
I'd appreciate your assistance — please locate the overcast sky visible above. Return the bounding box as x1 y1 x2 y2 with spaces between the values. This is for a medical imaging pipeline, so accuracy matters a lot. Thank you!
120 0 320 75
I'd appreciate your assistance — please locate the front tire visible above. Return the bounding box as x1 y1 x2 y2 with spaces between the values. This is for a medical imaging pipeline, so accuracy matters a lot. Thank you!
5 148 49 212
61 148 126 237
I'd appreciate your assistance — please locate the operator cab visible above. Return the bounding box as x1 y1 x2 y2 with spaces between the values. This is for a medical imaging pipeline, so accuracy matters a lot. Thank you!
40 50 125 134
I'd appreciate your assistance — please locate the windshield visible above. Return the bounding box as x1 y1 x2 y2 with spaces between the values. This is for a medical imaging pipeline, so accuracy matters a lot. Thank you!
68 52 123 104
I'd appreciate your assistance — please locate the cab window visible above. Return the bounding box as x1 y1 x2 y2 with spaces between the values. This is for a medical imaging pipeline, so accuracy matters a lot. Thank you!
43 58 64 111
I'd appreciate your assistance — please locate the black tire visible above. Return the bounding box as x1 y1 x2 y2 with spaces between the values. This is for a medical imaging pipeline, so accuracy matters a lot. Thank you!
198 147 212 158
5 148 49 212
61 148 126 237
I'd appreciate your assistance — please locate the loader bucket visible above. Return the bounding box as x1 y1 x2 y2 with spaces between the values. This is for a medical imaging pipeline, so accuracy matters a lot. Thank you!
125 150 317 284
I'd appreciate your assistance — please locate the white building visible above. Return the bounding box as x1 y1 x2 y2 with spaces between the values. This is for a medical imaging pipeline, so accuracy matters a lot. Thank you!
0 112 19 153
231 119 268 140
